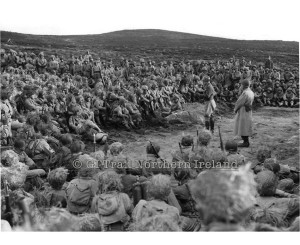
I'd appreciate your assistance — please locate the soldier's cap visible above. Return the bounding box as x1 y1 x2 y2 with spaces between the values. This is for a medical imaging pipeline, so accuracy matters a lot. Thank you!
286 87 293 92
202 67 208 71
140 58 145 63
267 87 273 91
181 135 194 147
141 85 148 90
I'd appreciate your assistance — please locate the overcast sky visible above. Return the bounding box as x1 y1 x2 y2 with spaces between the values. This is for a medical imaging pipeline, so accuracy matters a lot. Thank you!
0 0 299 41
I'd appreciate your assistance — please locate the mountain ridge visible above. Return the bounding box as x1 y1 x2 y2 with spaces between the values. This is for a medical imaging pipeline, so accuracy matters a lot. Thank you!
1 29 298 65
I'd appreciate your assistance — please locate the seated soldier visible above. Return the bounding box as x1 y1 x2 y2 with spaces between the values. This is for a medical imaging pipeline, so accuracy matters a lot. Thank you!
284 87 296 107
111 97 133 130
13 139 35 169
0 117 12 146
64 140 84 181
69 106 107 144
172 135 194 163
44 167 68 208
254 86 264 106
273 87 285 107
263 87 275 106
91 170 133 231
76 95 95 122
25 133 55 171
171 168 202 231
56 134 73 167
171 94 183 112
189 129 213 171
23 87 42 113
125 94 142 128
92 91 107 127
224 140 245 168
66 161 98 215
131 174 180 230
189 166 257 231
105 142 129 170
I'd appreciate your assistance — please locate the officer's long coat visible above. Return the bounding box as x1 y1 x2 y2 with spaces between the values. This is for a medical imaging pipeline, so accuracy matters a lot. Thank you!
233 87 254 136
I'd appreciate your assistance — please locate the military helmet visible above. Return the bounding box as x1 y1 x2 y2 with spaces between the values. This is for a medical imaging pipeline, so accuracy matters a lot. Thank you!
263 158 280 174
60 134 73 146
257 147 272 163
109 142 124 156
48 167 68 190
146 142 160 155
225 140 238 152
202 75 210 83
181 135 194 147
141 85 148 90
14 139 26 149
197 129 212 146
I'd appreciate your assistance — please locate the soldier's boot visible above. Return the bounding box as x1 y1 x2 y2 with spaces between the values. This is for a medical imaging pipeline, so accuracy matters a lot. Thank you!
205 117 210 130
238 136 250 148
123 121 131 131
210 116 215 134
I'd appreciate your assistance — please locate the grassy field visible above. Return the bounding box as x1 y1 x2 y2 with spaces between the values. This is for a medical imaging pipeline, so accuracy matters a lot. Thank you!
1 29 299 66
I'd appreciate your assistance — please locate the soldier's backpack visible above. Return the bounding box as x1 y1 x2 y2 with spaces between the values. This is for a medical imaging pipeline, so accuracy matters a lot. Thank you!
66 179 93 207
136 199 180 223
26 139 39 158
94 192 128 225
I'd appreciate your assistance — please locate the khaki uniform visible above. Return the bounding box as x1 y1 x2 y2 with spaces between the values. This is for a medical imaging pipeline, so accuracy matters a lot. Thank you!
24 98 42 112
36 57 47 74
234 87 254 136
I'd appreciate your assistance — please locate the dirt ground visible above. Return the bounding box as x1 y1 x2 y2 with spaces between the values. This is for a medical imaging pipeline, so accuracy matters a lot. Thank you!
87 104 299 170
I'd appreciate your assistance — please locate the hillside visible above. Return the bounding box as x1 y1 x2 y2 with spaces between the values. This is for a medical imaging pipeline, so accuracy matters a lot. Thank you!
1 29 299 65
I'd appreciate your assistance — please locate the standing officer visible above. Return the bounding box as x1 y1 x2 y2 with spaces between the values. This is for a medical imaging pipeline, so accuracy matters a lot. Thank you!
233 79 254 147
203 76 216 133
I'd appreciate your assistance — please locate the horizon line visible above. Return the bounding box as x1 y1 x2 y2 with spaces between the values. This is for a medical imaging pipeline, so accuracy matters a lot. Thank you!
0 28 298 42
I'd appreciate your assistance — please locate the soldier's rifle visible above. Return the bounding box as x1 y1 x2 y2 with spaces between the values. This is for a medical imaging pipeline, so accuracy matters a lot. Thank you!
149 141 164 162
3 179 14 227
218 125 224 151
178 142 183 158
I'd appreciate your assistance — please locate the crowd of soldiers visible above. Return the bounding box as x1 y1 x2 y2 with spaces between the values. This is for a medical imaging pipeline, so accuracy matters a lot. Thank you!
1 126 299 231
0 48 299 231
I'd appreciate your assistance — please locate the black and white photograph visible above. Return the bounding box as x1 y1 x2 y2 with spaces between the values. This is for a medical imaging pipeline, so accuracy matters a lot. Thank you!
0 0 299 240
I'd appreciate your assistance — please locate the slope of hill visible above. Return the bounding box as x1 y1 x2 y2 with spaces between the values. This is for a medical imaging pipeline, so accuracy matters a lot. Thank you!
1 29 298 65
